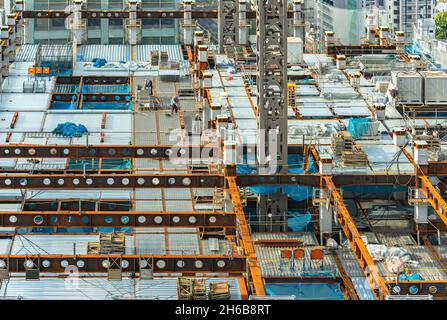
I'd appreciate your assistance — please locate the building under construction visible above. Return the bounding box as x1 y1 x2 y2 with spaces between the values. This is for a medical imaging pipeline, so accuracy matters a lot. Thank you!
0 0 446 301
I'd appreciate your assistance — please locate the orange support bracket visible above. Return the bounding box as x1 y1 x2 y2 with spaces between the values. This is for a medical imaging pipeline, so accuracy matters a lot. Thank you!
226 177 265 297
322 176 390 300
5 132 12 143
179 111 185 130
101 112 106 130
10 112 18 129
402 147 447 227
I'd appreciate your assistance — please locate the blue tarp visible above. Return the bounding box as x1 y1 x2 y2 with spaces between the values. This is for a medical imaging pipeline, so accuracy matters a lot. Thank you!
266 283 345 300
347 117 370 140
398 273 424 281
288 210 312 232
236 154 316 201
53 122 88 137
92 58 107 68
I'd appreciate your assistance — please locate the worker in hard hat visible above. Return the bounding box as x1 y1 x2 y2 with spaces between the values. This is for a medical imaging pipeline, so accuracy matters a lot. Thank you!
170 95 180 115
192 113 202 135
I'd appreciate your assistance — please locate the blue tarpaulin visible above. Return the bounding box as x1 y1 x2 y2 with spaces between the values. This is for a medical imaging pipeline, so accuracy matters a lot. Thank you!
236 154 316 201
53 122 88 137
347 117 370 140
398 273 424 281
288 210 312 232
92 58 107 68
266 283 345 300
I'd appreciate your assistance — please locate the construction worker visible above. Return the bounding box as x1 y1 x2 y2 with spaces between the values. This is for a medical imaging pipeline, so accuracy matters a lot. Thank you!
144 79 153 96
192 113 202 135
147 79 153 96
170 95 180 114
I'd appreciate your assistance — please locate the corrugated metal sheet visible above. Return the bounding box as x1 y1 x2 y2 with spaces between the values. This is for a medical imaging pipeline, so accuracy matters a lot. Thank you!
136 233 166 254
78 45 131 62
252 232 318 245
0 277 242 300
16 44 38 62
11 235 134 255
255 246 338 277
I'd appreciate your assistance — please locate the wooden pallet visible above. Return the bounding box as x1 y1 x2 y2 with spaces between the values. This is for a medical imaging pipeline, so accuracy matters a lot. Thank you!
193 279 207 300
341 150 369 167
209 281 230 300
99 231 125 255
177 277 194 300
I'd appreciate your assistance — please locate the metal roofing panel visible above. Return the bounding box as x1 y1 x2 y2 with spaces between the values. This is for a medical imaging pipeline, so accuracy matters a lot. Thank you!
79 45 131 62
168 232 200 254
136 233 166 255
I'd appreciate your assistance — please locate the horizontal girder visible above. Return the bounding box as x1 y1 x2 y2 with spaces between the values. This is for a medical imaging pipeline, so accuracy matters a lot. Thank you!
0 254 245 274
0 211 236 228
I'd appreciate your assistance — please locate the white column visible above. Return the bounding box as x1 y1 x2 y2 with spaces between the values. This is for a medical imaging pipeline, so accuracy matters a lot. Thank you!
414 189 428 224
183 0 193 45
319 190 333 233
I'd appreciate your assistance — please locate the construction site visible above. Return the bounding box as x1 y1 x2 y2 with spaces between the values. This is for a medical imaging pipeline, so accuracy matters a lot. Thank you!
0 0 446 301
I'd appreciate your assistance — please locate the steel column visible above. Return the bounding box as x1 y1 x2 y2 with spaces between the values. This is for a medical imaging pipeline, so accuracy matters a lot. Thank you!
218 0 239 53
256 0 288 232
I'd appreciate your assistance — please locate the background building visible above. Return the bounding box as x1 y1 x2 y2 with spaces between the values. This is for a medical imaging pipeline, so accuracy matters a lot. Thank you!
24 0 181 44
382 0 435 39
316 0 366 45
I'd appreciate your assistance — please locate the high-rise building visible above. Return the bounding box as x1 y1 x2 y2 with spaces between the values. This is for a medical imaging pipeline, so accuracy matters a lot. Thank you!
24 0 181 44
316 0 366 45
381 0 435 38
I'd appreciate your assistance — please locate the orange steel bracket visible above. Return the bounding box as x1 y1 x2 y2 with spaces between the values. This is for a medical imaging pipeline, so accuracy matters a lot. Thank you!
402 147 447 226
226 177 265 297
322 176 390 300
419 176 447 226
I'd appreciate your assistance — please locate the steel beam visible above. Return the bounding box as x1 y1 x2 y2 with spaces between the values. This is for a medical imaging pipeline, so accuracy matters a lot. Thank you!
0 174 224 189
0 145 214 159
428 162 447 176
0 211 236 228
386 280 447 297
227 177 265 296
20 10 295 20
326 45 397 56
322 176 391 300
0 254 246 274
0 173 415 189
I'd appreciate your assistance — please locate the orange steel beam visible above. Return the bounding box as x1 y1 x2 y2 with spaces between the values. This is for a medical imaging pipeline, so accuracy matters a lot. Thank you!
402 147 447 227
419 176 447 226
302 145 309 173
237 276 249 300
333 251 359 300
227 176 265 296
186 45 194 63
322 176 390 300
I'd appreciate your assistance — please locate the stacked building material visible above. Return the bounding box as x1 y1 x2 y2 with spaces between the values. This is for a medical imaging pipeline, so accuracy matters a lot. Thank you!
341 150 369 167
160 51 169 66
193 279 207 300
99 232 125 254
151 50 159 66
87 242 100 254
177 277 194 300
331 132 353 156
209 282 231 300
